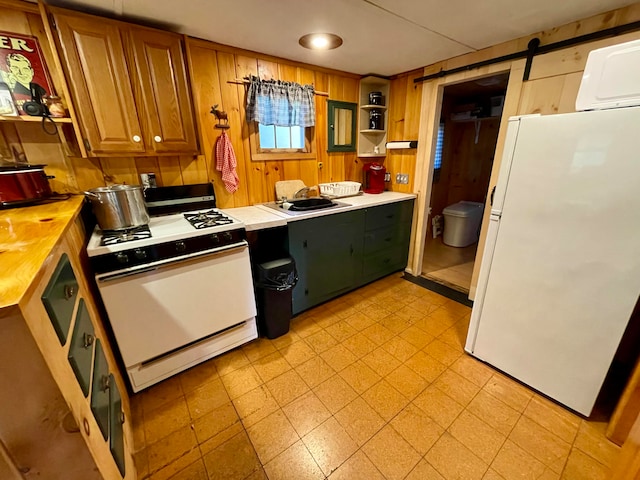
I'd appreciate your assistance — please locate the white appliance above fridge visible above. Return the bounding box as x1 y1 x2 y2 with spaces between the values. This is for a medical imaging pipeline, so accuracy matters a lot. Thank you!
465 40 640 416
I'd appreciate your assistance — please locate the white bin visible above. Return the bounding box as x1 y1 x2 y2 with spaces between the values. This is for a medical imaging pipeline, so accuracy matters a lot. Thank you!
442 201 484 247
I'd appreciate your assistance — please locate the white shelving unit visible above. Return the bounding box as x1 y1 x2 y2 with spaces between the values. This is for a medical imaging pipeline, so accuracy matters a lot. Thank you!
358 76 390 158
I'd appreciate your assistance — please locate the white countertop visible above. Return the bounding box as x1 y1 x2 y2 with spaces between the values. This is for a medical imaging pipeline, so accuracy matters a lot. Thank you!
219 206 288 231
222 192 416 230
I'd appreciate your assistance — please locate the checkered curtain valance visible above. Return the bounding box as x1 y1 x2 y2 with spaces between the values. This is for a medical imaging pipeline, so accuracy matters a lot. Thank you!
246 76 315 127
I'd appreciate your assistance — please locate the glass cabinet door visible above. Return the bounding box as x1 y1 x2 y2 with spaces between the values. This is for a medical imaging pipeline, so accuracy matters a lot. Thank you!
68 299 95 396
41 254 79 345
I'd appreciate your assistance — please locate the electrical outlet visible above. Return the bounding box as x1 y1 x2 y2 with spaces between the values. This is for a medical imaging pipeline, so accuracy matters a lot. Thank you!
396 173 409 184
318 162 323 170
384 172 391 182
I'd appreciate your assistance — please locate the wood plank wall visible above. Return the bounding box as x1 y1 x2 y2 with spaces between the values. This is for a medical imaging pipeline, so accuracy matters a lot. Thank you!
186 39 362 208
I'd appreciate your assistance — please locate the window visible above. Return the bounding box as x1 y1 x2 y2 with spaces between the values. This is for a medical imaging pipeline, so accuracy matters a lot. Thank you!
250 123 315 160
433 122 445 182
246 76 316 160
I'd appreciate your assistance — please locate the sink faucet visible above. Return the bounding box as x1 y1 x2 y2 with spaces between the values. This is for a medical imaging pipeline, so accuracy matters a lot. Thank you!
293 187 310 199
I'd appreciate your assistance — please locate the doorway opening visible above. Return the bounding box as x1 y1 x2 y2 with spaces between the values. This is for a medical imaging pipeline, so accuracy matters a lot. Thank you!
422 73 509 294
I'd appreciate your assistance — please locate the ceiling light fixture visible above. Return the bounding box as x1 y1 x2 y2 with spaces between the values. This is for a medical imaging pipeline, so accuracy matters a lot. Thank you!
299 33 343 50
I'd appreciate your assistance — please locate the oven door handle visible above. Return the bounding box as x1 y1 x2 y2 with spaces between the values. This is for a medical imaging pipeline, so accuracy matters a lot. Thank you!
96 242 248 283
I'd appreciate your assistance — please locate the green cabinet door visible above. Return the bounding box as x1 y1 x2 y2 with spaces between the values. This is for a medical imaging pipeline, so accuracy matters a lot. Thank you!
91 339 110 440
109 374 126 477
68 298 95 397
41 253 79 345
289 210 364 314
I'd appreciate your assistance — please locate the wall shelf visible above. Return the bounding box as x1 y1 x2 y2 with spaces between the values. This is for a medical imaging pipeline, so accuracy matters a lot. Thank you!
360 104 388 111
358 76 390 158
0 115 73 123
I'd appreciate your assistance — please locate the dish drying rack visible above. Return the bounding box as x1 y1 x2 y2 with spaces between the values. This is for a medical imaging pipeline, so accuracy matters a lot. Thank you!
318 181 363 199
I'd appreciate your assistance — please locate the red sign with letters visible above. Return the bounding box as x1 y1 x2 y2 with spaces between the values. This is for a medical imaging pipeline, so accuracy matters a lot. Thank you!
0 31 54 115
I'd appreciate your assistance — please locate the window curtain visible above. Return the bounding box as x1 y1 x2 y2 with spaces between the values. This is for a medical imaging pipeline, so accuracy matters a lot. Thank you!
246 76 315 127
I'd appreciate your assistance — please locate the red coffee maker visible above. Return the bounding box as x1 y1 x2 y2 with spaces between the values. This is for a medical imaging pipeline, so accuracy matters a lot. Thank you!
363 162 386 194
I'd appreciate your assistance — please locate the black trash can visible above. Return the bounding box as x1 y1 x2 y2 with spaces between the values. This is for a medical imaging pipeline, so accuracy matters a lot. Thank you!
255 257 297 339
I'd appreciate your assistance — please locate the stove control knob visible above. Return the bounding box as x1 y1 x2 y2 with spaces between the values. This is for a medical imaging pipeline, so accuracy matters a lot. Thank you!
210 233 220 244
222 231 233 241
175 241 187 253
115 252 129 264
134 249 147 260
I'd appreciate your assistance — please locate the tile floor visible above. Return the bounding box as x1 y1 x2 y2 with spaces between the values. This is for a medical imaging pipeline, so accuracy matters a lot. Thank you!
422 236 477 292
130 273 620 480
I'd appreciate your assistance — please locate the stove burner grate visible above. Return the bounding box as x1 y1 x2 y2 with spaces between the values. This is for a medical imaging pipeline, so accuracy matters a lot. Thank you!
184 210 234 229
101 225 152 246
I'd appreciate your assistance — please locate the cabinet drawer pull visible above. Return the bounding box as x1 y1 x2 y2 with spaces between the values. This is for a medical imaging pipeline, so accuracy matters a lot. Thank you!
303 240 308 248
100 374 110 392
384 237 392 242
83 333 95 349
386 214 394 219
154 135 162 142
132 135 141 143
64 284 76 300
83 417 90 436
120 411 125 424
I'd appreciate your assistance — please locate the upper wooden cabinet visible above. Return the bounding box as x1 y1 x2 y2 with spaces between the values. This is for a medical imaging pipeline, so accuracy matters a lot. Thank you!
129 28 197 153
51 10 198 156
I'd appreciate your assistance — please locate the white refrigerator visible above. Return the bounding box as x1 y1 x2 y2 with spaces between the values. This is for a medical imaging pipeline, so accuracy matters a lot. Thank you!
465 106 640 416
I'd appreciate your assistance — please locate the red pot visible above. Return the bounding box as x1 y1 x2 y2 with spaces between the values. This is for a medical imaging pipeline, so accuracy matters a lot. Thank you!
0 165 53 206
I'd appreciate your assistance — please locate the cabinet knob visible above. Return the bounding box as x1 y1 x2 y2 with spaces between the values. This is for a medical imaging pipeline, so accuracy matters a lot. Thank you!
154 135 162 142
64 284 76 300
132 135 141 143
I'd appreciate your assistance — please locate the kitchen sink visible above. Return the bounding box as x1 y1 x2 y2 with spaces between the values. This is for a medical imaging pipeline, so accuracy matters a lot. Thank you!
262 198 351 216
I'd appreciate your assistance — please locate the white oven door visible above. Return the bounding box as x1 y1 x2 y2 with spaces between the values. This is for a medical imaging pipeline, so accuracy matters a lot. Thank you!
96 242 256 367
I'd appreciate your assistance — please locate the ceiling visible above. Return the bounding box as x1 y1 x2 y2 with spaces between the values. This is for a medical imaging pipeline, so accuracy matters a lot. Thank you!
47 0 636 76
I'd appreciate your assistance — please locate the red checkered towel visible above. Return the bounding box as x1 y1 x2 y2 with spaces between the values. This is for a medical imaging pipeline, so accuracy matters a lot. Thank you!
215 131 239 193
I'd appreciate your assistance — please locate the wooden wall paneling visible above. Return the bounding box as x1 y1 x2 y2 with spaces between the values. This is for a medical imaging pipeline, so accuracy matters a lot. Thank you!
257 59 284 201
557 72 583 114
179 155 208 185
0 125 12 160
611 410 640 480
315 72 330 185
99 157 139 185
234 55 270 204
518 76 565 114
341 77 359 184
157 156 184 186
297 67 319 188
530 31 640 81
185 42 224 199
15 123 77 193
0 123 23 162
0 9 31 32
68 157 105 191
216 51 249 207
387 74 409 192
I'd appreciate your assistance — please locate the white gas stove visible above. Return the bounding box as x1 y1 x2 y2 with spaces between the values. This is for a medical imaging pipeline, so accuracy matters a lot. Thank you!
87 184 257 392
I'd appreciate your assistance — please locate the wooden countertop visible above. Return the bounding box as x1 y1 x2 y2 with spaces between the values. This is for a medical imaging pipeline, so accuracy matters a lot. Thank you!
0 196 85 310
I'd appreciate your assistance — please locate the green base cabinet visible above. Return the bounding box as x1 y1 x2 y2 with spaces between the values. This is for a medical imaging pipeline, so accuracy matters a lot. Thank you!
289 210 364 314
288 199 414 314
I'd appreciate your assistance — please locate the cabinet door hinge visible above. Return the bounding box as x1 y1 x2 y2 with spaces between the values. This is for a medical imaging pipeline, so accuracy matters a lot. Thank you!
49 14 57 30
83 138 91 152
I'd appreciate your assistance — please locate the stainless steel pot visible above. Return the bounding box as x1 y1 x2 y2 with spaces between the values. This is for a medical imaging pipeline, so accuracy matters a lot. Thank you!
85 184 149 231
